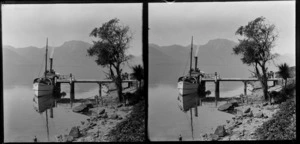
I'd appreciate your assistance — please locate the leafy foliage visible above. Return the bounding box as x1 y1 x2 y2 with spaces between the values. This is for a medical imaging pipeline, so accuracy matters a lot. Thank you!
282 81 296 99
255 98 296 140
87 18 133 102
107 100 145 142
233 16 278 102
88 18 133 67
131 64 144 90
270 81 295 105
277 63 291 88
131 65 144 82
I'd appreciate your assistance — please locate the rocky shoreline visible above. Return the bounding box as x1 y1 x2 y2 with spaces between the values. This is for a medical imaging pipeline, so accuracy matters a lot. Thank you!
199 84 282 141
55 87 138 142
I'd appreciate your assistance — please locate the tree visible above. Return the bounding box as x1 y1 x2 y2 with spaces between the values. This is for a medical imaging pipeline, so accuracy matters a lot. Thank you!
131 64 144 89
278 63 290 89
88 18 133 102
233 16 278 104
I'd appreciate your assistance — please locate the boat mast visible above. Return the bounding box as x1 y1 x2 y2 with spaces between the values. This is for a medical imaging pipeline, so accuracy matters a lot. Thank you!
189 36 193 76
45 38 48 78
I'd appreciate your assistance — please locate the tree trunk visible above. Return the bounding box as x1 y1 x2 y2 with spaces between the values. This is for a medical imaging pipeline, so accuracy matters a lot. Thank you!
261 80 268 100
284 79 287 89
261 64 270 104
115 65 123 102
115 78 123 102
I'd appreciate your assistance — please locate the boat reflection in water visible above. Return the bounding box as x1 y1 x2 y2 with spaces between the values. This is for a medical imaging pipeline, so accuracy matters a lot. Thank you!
32 94 57 142
177 93 200 141
177 93 199 112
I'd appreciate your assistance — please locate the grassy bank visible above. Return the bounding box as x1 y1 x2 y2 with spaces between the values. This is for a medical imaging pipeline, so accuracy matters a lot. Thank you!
254 82 296 140
255 99 296 140
106 99 145 142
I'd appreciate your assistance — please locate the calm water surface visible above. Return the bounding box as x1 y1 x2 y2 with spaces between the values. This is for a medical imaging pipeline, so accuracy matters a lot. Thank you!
148 83 252 141
4 85 101 142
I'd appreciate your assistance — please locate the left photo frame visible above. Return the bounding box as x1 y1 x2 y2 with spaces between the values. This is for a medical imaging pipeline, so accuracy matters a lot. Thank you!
2 3 146 142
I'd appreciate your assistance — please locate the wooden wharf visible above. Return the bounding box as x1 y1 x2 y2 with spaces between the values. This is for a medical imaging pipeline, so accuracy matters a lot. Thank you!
55 74 137 104
198 72 281 107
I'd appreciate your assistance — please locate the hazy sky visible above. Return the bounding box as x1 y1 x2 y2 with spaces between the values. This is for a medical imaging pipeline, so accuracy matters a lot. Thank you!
149 1 295 55
2 4 142 56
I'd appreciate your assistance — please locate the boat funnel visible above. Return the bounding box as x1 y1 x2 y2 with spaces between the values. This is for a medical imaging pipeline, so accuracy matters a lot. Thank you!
49 58 53 72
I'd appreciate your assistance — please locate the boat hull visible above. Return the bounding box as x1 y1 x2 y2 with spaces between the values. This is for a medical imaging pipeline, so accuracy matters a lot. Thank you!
177 81 198 96
33 83 54 97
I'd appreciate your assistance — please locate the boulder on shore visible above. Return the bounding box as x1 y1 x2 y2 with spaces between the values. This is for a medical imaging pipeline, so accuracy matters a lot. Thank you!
254 112 264 118
69 126 80 138
208 134 219 141
102 113 108 119
229 99 239 107
110 113 119 119
218 103 233 111
117 104 123 108
73 104 89 113
56 135 64 142
244 107 251 113
98 108 105 115
84 100 94 108
247 111 254 117
66 135 74 142
214 125 226 137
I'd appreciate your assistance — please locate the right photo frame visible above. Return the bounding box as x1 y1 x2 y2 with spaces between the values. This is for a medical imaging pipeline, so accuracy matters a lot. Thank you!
148 1 296 141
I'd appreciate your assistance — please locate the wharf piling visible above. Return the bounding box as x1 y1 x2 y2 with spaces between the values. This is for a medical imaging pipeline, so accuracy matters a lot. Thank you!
214 72 220 107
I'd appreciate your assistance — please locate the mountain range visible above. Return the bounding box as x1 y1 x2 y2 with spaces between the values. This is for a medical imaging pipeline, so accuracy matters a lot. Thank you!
3 38 295 89
3 40 142 91
149 38 295 85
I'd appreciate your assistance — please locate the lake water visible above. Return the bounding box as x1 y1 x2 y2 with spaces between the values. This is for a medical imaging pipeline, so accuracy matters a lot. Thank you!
3 85 102 142
148 82 253 141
